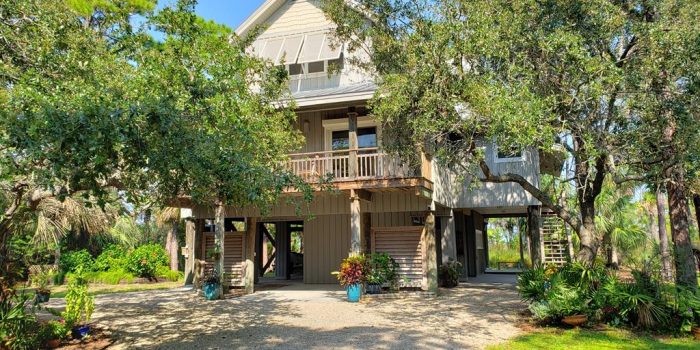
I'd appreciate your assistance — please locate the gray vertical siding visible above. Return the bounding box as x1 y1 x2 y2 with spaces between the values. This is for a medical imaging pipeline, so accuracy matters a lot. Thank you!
303 214 351 283
432 142 541 209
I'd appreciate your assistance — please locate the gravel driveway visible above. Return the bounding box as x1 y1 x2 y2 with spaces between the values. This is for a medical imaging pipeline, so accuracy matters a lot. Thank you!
46 282 524 349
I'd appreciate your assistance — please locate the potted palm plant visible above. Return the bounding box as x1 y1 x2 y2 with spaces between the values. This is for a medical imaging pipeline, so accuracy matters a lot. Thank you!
333 255 366 302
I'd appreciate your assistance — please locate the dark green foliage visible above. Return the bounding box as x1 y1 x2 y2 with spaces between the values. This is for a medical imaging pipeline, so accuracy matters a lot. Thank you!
519 262 700 333
37 320 68 342
94 244 128 271
0 294 40 350
366 253 399 287
59 250 95 274
155 266 183 282
517 264 549 302
439 259 462 288
126 244 168 278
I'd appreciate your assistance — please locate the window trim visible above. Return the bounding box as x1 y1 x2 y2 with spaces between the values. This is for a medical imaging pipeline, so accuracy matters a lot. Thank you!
323 116 380 152
287 59 341 80
493 142 526 163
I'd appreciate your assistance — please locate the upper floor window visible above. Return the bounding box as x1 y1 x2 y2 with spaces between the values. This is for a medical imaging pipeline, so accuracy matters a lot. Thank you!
285 56 344 78
495 144 524 163
331 127 377 151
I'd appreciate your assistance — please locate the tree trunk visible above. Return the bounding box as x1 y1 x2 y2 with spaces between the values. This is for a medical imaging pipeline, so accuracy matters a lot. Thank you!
666 177 698 289
656 189 673 282
166 221 179 271
694 195 700 239
573 151 605 265
527 206 542 265
603 230 618 269
214 199 226 298
575 198 598 264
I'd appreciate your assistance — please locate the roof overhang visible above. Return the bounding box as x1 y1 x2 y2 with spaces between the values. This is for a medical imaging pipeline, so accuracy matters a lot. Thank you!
292 89 375 107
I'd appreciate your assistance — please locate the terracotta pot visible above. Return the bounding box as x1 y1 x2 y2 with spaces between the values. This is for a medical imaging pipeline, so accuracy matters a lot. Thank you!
562 314 587 327
46 339 61 348
691 326 700 341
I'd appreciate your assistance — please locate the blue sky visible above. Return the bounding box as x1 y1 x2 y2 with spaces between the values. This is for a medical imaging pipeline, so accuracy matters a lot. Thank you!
161 0 266 30
194 1 266 29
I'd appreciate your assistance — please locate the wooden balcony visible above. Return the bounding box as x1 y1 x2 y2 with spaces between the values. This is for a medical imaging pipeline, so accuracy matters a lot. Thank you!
285 148 433 192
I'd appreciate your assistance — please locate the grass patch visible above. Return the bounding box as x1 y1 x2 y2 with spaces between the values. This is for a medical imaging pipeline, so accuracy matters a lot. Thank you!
488 245 531 269
487 328 697 350
20 280 183 298
82 269 135 285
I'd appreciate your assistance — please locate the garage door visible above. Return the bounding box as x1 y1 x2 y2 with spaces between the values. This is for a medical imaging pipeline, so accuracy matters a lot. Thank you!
371 226 424 287
202 232 245 286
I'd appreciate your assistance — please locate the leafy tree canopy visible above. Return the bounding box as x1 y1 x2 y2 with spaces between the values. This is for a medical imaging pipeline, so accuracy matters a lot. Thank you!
321 0 700 265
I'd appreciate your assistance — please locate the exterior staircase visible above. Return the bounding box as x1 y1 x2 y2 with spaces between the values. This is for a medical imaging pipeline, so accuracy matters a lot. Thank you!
540 212 571 266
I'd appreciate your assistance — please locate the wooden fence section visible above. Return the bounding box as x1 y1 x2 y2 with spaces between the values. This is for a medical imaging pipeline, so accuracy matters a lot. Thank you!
286 148 419 183
371 226 424 287
202 232 245 287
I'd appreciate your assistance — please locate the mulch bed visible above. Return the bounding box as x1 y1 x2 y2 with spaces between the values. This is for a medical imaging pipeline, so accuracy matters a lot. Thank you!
51 325 114 350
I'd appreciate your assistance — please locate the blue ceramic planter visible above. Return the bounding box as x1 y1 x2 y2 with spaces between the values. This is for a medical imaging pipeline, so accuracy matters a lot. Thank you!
203 283 220 300
346 283 361 302
72 325 90 339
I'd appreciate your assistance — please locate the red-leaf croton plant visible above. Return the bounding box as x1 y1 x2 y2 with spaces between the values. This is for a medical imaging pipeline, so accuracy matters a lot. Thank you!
334 255 367 287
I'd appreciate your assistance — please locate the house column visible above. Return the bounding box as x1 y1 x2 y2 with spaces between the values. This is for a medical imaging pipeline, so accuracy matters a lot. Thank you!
255 222 263 283
527 205 543 265
422 205 438 293
191 218 204 288
275 222 290 280
348 107 358 178
244 217 258 294
214 200 225 298
441 209 457 263
350 189 363 255
184 218 196 285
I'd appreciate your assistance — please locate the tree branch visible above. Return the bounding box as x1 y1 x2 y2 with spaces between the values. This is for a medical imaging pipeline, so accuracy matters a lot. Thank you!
479 160 581 230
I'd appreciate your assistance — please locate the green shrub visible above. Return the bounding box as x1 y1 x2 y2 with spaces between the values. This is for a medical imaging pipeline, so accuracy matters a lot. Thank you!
59 249 95 273
126 244 168 278
53 270 66 285
366 253 400 290
82 269 135 285
62 273 94 328
0 293 40 350
439 259 463 288
519 262 688 332
38 321 68 342
94 244 128 271
517 264 549 302
156 266 183 282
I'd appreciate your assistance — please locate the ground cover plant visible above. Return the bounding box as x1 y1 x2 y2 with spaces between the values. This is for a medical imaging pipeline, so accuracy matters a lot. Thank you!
518 262 700 334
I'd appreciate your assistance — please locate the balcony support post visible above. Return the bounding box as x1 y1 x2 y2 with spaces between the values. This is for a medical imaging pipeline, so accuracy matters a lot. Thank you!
348 108 358 178
244 217 258 294
349 189 365 255
422 201 438 293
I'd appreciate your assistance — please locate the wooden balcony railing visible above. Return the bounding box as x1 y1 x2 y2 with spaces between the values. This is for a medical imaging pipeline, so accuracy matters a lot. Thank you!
286 148 425 183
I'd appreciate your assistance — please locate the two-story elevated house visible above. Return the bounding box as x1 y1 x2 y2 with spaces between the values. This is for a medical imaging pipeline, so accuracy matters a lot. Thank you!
181 0 547 294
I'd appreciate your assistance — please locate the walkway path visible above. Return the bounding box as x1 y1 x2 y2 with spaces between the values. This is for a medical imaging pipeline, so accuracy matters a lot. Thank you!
46 283 524 349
